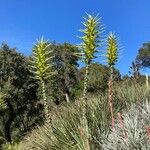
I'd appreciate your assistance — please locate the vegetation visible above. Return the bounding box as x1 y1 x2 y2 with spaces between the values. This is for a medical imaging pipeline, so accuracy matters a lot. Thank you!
78 14 101 150
51 42 79 103
106 33 119 129
136 42 150 69
0 13 149 150
79 14 101 99
102 100 150 150
30 38 55 123
17 82 150 150
0 44 40 144
79 63 121 93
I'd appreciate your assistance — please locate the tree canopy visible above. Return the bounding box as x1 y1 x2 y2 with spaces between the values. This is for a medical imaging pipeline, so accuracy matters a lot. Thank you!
136 42 150 68
0 44 41 143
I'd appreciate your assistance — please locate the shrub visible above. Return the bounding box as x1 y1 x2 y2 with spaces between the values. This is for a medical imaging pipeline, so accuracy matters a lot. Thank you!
101 100 150 150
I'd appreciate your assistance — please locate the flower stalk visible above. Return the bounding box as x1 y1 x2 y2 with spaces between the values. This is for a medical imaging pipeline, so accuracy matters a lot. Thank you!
30 38 55 123
79 14 101 149
106 33 119 129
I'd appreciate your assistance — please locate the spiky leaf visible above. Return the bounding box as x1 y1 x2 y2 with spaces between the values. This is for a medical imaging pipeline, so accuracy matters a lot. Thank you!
30 38 54 81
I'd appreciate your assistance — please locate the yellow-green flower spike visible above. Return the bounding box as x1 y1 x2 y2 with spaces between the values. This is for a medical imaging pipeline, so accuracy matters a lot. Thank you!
80 14 101 64
30 37 53 81
106 33 119 66
30 37 55 123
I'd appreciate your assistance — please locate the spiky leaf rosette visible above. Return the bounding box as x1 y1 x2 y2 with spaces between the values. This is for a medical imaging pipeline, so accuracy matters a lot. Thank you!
30 38 54 81
79 14 101 64
106 33 119 66
102 100 150 150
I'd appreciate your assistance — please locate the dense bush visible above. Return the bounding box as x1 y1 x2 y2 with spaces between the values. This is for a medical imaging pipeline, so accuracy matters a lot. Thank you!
0 44 41 144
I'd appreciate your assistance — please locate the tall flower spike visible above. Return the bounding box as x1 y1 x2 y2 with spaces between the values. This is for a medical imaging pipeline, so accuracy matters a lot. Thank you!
78 14 102 150
30 37 55 123
79 14 102 99
30 37 54 81
106 33 119 66
106 33 119 130
79 14 101 64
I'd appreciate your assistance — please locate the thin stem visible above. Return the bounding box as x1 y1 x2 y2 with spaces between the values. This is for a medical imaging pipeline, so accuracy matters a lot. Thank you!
41 80 51 124
108 65 115 130
81 64 90 150
83 64 89 99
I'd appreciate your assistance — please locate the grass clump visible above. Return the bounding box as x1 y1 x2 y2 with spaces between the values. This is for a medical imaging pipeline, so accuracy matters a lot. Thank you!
18 95 112 150
114 81 150 106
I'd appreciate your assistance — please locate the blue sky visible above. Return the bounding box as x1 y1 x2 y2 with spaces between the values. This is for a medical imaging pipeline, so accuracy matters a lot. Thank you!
0 0 150 75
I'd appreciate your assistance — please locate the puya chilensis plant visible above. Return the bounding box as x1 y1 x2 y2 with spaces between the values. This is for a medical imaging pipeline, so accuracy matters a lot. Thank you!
102 100 150 150
79 14 101 99
106 33 119 129
30 37 55 123
79 14 102 150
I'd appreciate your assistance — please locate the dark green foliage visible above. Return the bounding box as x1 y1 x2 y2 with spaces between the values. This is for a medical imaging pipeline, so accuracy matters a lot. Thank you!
79 63 121 93
136 42 150 68
47 42 79 103
0 44 41 144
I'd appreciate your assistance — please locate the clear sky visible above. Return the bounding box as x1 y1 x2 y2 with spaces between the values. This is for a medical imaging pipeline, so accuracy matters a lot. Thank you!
0 0 150 75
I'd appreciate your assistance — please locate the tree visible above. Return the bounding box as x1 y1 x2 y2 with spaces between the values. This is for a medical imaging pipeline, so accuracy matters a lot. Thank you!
47 42 79 103
136 42 150 68
0 44 40 143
